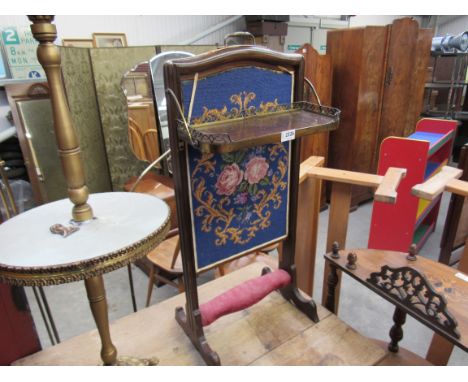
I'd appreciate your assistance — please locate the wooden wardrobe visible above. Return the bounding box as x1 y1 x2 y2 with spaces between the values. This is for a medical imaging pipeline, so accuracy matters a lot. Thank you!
327 17 433 207
297 44 332 208
298 44 333 163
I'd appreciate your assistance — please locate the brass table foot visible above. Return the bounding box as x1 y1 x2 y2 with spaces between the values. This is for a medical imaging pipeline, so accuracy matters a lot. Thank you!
108 356 160 366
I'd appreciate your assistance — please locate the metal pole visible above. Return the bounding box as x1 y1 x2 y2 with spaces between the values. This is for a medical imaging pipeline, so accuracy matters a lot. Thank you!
32 286 56 346
38 286 61 344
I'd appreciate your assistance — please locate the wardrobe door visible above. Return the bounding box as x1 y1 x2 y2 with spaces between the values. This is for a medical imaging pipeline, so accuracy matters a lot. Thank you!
298 44 332 209
328 26 387 207
299 44 332 163
352 26 388 205
378 18 433 144
328 28 365 176
405 28 434 134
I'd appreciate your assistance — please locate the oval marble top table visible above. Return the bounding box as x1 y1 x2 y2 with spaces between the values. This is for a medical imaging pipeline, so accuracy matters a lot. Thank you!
0 192 170 286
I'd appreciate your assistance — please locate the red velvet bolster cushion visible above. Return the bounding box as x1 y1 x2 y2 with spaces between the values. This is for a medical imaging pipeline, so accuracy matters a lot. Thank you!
199 269 291 326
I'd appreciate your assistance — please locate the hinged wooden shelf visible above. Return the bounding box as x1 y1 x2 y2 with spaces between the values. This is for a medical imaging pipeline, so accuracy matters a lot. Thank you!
177 101 340 153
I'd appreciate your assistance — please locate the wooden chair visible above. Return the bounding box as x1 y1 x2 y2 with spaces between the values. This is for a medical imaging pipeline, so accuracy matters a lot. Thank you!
145 234 183 306
143 129 160 163
145 234 279 307
127 117 146 162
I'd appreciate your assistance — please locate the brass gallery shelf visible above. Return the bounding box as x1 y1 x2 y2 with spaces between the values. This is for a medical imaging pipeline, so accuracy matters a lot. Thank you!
177 101 341 153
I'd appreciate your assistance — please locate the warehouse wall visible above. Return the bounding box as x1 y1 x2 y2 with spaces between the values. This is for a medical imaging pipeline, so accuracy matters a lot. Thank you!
285 15 422 54
437 15 468 35
0 15 246 46
350 15 421 27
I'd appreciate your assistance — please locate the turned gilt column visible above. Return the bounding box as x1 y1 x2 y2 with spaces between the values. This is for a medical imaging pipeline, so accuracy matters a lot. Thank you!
28 15 93 222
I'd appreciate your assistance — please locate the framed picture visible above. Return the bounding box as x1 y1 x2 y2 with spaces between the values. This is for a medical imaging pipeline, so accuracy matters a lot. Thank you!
92 33 128 48
62 39 94 48
122 72 150 98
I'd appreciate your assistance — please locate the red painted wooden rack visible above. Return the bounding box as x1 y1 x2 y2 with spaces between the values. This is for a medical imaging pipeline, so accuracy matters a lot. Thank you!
368 118 457 252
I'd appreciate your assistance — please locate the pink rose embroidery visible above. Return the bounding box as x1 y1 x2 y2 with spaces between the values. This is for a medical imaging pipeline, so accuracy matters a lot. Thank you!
215 163 244 196
244 156 269 185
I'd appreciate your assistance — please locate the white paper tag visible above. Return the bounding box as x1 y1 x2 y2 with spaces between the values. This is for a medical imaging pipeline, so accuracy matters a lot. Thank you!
455 272 468 282
281 129 296 142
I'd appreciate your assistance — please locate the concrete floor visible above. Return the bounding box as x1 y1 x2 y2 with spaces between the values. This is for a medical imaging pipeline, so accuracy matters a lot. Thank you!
24 192 468 365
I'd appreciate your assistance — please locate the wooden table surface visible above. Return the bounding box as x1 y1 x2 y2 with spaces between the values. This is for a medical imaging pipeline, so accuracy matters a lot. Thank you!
15 263 393 366
325 249 468 353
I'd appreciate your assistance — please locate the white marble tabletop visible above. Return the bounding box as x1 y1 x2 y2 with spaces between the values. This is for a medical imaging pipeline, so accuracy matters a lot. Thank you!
0 192 170 285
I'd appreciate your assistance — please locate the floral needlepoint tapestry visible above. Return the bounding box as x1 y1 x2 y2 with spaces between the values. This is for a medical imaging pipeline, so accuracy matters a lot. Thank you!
182 66 293 270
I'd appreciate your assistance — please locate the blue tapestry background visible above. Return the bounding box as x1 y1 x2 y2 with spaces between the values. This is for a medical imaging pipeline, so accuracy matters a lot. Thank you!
182 66 293 270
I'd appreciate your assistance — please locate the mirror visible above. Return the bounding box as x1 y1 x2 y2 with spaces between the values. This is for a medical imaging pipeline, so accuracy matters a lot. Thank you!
149 51 195 149
121 51 194 173
121 61 158 165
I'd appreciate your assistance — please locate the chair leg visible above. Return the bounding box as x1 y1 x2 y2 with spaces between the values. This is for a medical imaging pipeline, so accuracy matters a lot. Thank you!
146 265 156 307
177 276 185 294
127 264 137 312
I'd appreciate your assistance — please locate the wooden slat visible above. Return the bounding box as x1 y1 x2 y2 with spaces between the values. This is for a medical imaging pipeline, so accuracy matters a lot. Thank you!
12 261 419 366
296 156 324 295
307 166 383 188
374 167 407 204
446 178 468 198
299 156 325 183
412 166 463 200
251 313 387 366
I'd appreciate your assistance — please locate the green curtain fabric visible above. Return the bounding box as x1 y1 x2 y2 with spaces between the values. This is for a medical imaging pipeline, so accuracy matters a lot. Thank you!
60 45 216 191
89 46 157 191
60 46 112 193
159 45 216 55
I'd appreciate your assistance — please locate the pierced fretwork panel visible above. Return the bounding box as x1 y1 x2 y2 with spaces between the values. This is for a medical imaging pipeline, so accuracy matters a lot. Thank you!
368 265 460 339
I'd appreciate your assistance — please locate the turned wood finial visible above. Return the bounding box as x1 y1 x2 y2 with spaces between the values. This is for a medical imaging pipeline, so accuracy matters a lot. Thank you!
407 244 418 261
346 251 357 270
331 241 340 259
28 15 93 222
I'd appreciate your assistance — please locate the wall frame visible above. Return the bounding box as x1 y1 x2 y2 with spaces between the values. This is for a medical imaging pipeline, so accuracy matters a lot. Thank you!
92 33 128 48
61 39 93 48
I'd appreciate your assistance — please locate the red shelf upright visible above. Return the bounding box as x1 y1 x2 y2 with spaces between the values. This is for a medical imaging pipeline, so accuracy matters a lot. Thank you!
368 118 457 252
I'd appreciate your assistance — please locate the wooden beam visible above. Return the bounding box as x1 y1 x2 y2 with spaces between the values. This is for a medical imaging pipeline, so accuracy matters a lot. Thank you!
374 167 406 204
296 156 324 295
299 156 325 183
307 167 384 188
446 178 468 198
412 166 463 200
